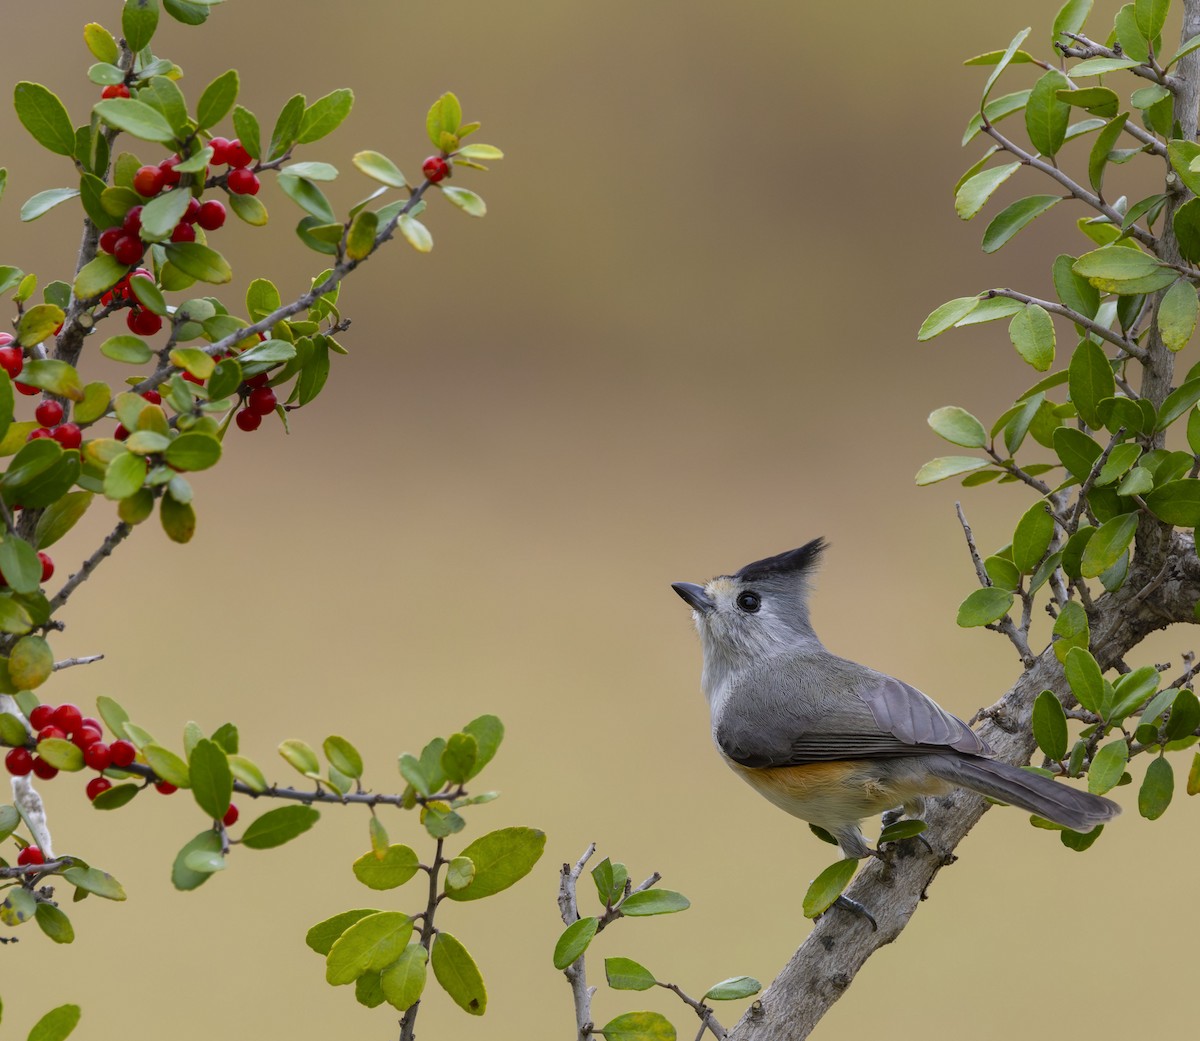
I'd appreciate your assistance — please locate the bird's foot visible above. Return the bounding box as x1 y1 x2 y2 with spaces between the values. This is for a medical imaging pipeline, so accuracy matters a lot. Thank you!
832 894 878 931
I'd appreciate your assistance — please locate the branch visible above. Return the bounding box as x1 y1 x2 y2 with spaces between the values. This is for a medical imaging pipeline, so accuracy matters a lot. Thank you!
399 836 445 1041
559 844 599 1041
727 529 1200 1041
984 289 1148 361
52 654 104 672
47 521 133 612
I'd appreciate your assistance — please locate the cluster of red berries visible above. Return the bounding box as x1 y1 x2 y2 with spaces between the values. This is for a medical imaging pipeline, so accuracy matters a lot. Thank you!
15 844 46 867
235 372 277 431
0 330 47 399
422 155 450 183
3 702 135 801
208 137 260 195
26 399 83 450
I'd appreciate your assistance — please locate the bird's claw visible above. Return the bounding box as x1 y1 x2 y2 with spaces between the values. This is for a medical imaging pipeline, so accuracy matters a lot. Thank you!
833 894 878 931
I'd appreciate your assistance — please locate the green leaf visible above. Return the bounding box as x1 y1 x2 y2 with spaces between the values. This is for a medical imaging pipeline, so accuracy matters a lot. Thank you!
381 943 428 1012
277 174 335 224
1008 304 1056 371
163 242 232 284
601 956 656 991
94 98 176 144
426 91 463 147
917 296 981 340
963 90 1032 146
1026 69 1071 157
37 737 83 771
1145 479 1200 525
297 89 354 143
123 0 159 51
91 782 139 810
1068 338 1114 429
462 714 504 778
1135 0 1169 39
74 253 129 300
877 819 928 843
927 406 986 448
306 909 381 955
445 856 475 891
1054 426 1103 481
172 831 223 891
1087 112 1130 196
196 69 238 130
1187 751 1200 795
431 931 487 1015
346 210 377 261
620 889 690 916
13 83 77 156
446 826 545 901
553 916 598 969
326 911 413 985
0 535 43 593
1169 33 1200 67
957 586 1015 627
241 804 320 849
597 1013 676 1041
954 163 1020 222
1087 738 1129 794
1012 501 1055 573
1033 691 1069 760
0 885 37 926
1052 600 1090 664
164 431 221 471
353 149 407 187
17 307 67 350
352 845 419 890
26 1004 81 1041
1173 198 1200 264
35 902 75 944
85 22 120 63
140 188 191 243
1053 0 1093 45
268 93 305 160
10 634 53 689
1139 756 1174 818
981 27 1032 106
704 976 762 1001
441 186 486 217
983 196 1060 254
1081 512 1138 578
189 738 232 820
984 555 1021 591
1158 281 1198 352
397 214 433 252
324 735 363 778
101 334 154 365
63 864 126 900
144 743 190 787
104 451 147 501
229 192 268 226
914 456 988 485
441 732 478 784
1074 244 1174 295
20 188 80 223
1065 646 1105 713
802 858 858 919
1055 86 1118 118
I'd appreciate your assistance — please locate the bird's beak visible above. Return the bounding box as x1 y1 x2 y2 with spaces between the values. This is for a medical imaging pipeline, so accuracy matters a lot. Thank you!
671 582 714 614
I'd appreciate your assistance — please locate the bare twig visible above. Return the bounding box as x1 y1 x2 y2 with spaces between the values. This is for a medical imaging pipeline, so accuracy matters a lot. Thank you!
559 844 599 1041
47 521 133 612
51 654 104 672
954 502 989 587
1059 33 1183 91
1071 428 1127 531
659 982 727 1040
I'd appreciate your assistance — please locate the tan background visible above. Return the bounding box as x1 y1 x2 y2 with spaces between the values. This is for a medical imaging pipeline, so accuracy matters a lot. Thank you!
1 1 1196 1037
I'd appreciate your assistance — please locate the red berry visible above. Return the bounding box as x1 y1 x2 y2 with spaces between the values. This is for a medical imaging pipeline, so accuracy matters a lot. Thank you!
51 703 79 734
35 400 63 427
235 408 261 431
208 136 231 164
246 371 270 389
225 139 252 168
227 167 260 195
5 747 33 776
83 742 112 771
182 371 204 385
0 346 22 380
86 776 112 801
170 222 195 243
222 804 239 826
26 428 53 442
422 156 450 183
16 845 44 866
141 389 162 404
99 227 123 254
100 84 130 100
133 164 167 197
247 386 277 416
52 423 82 450
126 308 163 336
73 726 103 751
114 423 129 441
196 199 226 230
37 726 65 742
31 757 58 780
113 235 144 266
155 780 177 795
123 205 144 236
38 552 54 583
29 704 54 730
160 156 182 187
15 381 40 397
109 739 136 768
182 197 202 224
81 717 102 732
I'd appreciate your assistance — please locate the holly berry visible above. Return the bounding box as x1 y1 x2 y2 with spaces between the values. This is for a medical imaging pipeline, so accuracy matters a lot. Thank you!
29 704 54 730
83 742 112 771
52 703 79 735
81 717 102 733
222 804 239 826
26 428 53 442
38 552 54 583
0 346 22 380
422 156 450 183
5 747 33 776
155 780 178 795
113 235 144 266
16 845 44 866
225 139 252 168
170 222 196 243
52 424 82 450
235 408 262 432
133 164 167 197
123 206 143 236
15 381 39 396
109 739 136 768
182 371 204 385
247 386 277 416
37 726 66 742
182 197 202 224
246 371 270 389
227 167 260 195
35 400 63 427
141 389 162 405
196 199 226 230
99 227 123 254
73 726 103 751
31 757 58 780
159 155 183 187
127 308 163 336
208 137 231 164
100 83 130 99
114 424 130 441
86 776 112 801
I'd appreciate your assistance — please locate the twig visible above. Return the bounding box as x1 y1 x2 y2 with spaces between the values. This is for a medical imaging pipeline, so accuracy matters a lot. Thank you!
659 982 727 1040
47 521 133 612
957 503 1036 665
1071 428 1127 531
51 654 104 672
559 844 599 1041
985 290 1148 362
399 836 446 1041
954 502 989 587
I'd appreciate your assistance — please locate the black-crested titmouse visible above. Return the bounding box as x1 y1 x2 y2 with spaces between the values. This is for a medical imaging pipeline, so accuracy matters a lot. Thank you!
672 539 1119 859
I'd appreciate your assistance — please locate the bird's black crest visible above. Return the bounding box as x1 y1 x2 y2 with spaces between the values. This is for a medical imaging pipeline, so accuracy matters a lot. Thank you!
734 538 827 583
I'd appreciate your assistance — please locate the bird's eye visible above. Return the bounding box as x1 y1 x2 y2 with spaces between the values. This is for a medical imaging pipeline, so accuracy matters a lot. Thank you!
736 592 761 613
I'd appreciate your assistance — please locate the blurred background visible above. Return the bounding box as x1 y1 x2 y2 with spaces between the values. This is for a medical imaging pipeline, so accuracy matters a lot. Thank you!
1 0 1196 1037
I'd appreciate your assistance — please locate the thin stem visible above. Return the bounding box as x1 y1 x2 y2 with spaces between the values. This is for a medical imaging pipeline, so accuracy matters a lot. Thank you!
47 521 133 612
658 982 727 1040
984 289 1148 361
399 836 445 1041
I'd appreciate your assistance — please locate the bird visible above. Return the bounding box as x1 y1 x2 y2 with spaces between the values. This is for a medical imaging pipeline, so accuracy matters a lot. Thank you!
672 538 1119 861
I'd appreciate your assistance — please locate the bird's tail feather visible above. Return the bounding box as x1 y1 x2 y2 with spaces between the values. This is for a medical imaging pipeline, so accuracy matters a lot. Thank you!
927 754 1119 832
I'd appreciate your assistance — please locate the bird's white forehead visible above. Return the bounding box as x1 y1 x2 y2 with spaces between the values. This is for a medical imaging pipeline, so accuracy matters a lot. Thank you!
706 576 739 599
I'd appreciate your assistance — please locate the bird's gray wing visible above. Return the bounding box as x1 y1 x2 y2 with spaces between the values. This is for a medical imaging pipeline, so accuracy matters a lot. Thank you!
715 659 992 768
